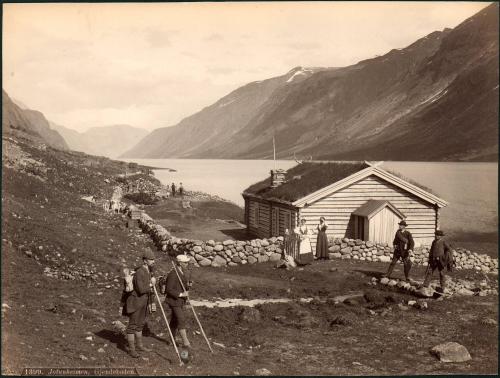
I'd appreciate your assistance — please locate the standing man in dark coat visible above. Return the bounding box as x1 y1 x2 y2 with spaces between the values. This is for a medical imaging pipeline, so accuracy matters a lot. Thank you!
423 230 454 292
125 249 156 358
179 182 184 198
165 254 192 349
171 182 176 197
385 220 414 281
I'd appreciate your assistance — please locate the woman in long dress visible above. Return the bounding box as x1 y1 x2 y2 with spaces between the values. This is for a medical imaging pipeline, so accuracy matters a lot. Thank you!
316 216 329 260
294 218 314 265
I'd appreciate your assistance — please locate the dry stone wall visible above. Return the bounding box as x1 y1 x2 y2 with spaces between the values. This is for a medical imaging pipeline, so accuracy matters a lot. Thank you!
125 205 498 273
328 238 498 274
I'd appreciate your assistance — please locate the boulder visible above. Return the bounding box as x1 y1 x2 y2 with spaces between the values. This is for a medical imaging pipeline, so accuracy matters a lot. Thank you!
205 246 214 253
223 240 234 246
232 256 242 264
329 252 341 259
340 247 352 255
214 245 224 252
258 255 269 263
261 239 270 247
206 240 215 247
387 280 397 287
269 253 281 262
456 288 474 296
379 256 391 263
380 277 390 285
228 262 238 267
417 287 435 298
329 245 341 253
248 256 257 264
212 255 227 267
366 241 374 248
193 246 203 253
430 342 472 363
255 369 272 376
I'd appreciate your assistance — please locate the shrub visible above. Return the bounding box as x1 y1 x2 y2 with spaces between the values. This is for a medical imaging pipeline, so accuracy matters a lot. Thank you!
123 192 158 205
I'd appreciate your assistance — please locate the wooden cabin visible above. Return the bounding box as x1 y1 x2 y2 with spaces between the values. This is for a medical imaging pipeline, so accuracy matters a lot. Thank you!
242 162 448 247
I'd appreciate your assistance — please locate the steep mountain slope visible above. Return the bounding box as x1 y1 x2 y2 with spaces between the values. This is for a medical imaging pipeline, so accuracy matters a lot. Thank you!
124 3 498 161
51 123 149 158
2 90 68 150
121 67 328 158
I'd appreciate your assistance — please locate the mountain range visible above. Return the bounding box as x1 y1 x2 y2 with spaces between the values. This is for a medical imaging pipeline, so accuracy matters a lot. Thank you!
2 90 69 150
3 92 148 158
51 123 149 159
123 3 498 161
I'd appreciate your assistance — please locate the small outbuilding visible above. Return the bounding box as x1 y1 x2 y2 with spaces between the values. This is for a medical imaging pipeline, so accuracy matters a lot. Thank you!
242 161 448 247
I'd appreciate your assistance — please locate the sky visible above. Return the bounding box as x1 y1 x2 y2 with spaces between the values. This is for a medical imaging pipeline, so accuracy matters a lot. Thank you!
2 1 490 133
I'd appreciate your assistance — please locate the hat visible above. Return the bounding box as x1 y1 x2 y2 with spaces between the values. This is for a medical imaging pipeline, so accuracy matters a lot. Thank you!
142 249 155 260
435 230 445 236
398 220 408 226
176 254 190 263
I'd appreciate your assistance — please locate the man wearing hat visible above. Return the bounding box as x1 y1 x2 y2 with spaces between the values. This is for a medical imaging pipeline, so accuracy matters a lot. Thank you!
385 220 414 281
124 249 156 358
165 254 192 349
423 230 455 292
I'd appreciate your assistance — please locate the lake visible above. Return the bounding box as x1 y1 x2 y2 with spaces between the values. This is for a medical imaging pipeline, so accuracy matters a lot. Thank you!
122 159 498 235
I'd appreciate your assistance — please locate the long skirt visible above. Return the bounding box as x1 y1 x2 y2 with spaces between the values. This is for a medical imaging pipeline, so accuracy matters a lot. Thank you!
296 238 313 265
316 230 329 259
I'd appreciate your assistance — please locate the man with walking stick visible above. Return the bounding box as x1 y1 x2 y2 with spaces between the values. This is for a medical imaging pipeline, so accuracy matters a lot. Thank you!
165 254 193 349
385 220 414 282
422 229 455 294
124 249 156 358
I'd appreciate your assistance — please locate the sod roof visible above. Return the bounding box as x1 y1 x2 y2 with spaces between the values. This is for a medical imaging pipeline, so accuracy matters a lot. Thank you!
243 161 370 203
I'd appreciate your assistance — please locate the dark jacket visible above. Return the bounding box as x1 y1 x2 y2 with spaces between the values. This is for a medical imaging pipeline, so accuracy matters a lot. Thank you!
165 267 189 307
393 229 415 252
125 265 151 314
428 238 454 270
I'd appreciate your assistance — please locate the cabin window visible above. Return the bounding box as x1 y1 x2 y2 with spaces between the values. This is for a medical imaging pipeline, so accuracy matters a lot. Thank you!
251 203 260 227
284 210 292 233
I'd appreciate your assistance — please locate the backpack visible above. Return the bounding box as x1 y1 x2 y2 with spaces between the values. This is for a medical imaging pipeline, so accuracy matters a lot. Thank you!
119 267 137 316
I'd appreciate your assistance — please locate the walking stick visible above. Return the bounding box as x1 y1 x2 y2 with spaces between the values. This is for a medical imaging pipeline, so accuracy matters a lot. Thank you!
171 261 214 353
152 284 184 366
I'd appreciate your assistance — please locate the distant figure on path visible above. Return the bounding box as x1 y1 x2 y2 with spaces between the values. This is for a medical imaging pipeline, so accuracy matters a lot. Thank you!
385 220 414 281
171 182 176 197
179 182 184 198
422 230 455 293
294 218 314 265
315 217 329 260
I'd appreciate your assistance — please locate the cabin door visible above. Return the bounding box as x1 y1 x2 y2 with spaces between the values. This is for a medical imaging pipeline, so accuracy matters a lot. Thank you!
369 208 402 244
354 215 368 241
272 207 280 236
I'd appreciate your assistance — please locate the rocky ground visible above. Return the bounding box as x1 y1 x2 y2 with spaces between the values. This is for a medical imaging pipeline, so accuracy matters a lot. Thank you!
2 137 498 375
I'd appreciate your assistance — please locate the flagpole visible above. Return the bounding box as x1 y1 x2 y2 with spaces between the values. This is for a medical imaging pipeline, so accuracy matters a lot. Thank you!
273 136 276 170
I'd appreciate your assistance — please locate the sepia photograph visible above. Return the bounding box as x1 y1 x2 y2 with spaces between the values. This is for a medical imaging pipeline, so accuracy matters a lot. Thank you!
2 1 498 376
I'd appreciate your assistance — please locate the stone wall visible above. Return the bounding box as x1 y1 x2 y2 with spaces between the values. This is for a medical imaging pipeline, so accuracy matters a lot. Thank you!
133 207 283 267
328 238 498 274
127 205 498 273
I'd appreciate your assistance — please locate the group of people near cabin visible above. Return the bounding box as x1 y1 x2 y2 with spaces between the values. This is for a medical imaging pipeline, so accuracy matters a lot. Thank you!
290 217 455 292
122 251 192 358
121 218 454 359
169 182 184 197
